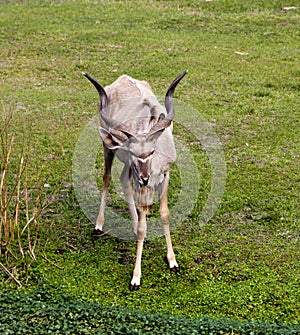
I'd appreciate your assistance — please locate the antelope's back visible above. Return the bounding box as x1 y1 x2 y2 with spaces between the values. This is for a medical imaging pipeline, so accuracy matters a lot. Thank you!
106 75 153 102
102 75 167 134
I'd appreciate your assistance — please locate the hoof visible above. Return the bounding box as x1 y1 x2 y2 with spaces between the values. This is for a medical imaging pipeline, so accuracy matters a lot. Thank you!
170 265 180 273
129 283 140 291
92 229 104 238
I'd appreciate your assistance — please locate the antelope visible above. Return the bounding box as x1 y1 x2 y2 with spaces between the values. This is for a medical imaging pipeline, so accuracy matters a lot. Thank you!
83 70 187 290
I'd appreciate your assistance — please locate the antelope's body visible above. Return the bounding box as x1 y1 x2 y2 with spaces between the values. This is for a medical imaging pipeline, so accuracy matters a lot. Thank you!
84 71 187 290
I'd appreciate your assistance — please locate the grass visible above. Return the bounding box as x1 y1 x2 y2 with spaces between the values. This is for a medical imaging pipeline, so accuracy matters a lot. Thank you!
0 0 299 328
1 290 300 335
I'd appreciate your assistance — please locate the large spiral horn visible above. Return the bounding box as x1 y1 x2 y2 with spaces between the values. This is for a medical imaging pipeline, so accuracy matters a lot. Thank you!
83 72 135 139
82 72 114 127
165 70 188 120
149 70 188 134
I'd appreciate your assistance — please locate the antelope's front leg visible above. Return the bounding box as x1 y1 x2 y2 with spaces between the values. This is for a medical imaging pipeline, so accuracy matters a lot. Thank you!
95 147 114 235
130 209 147 291
159 172 179 272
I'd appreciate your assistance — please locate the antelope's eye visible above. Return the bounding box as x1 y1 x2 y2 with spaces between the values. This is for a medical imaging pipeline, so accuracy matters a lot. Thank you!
145 150 155 158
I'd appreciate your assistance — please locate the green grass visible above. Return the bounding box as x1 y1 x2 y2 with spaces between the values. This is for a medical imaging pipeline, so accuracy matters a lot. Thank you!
0 0 299 328
1 290 300 335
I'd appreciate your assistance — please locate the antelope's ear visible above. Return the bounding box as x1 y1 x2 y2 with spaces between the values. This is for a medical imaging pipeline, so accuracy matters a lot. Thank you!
147 128 165 143
99 127 131 150
147 115 168 142
148 113 171 142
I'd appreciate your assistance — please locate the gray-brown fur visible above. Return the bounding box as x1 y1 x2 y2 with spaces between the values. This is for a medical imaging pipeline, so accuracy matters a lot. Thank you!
83 71 187 290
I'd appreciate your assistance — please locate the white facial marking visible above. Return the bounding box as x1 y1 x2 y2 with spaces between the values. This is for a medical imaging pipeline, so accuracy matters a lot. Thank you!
137 156 151 163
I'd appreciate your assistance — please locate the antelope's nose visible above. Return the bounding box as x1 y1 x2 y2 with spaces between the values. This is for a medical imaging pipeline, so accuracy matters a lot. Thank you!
139 176 149 186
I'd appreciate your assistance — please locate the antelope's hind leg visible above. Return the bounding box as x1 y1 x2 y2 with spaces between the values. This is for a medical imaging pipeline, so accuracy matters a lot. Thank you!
120 165 138 236
159 172 179 272
93 146 115 237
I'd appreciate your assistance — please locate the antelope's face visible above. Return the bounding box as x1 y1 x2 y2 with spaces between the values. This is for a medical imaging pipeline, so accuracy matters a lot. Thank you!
128 135 156 187
99 127 164 188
